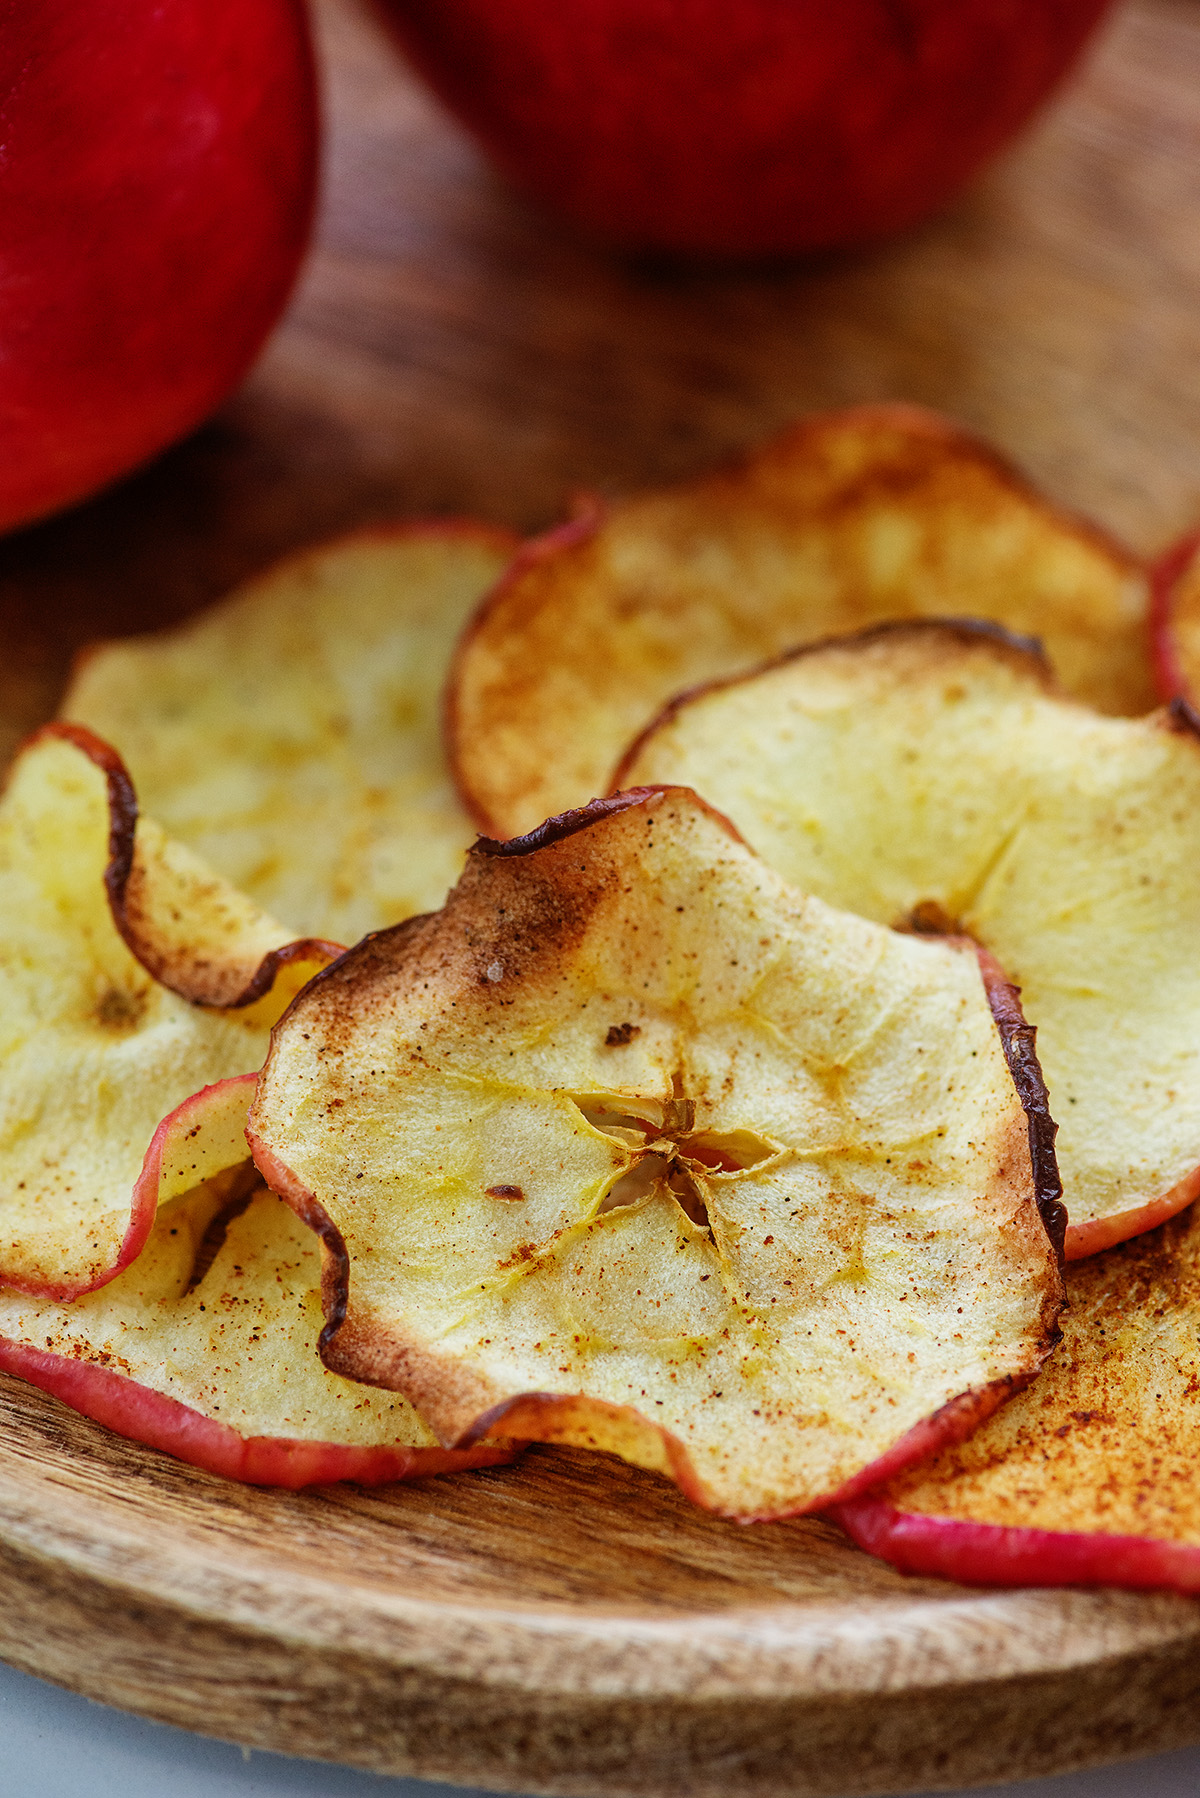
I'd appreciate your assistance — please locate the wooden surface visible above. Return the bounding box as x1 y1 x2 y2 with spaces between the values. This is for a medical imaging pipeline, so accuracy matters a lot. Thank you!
6 0 1200 1790
5 1376 1200 1797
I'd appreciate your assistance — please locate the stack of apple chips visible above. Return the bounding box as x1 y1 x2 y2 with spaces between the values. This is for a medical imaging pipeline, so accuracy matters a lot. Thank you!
0 530 522 1486
8 404 1200 1587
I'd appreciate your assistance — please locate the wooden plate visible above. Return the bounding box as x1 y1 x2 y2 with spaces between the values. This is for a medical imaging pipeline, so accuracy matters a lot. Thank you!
5 1 1200 1790
2 1373 1200 1797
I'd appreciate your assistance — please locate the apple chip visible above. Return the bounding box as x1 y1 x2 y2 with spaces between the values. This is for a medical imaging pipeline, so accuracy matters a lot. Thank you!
1151 528 1200 704
618 621 1200 1258
63 523 519 943
0 727 337 1298
447 405 1152 837
833 1203 1200 1594
248 787 1063 1522
0 1175 515 1487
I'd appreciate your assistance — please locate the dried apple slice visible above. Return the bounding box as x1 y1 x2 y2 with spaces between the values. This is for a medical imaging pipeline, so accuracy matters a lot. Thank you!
248 787 1063 1522
63 522 520 943
447 405 1152 837
618 620 1200 1258
0 728 338 1298
1150 529 1200 703
833 1204 1200 1594
0 1174 515 1487
53 722 340 1013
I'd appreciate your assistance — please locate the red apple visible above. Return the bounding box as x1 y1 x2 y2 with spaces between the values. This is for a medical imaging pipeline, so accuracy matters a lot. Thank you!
0 0 318 534
373 0 1113 258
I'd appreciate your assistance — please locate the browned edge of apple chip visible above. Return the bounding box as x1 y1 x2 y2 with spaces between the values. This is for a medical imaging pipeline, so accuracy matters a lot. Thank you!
473 783 751 859
244 907 432 1346
450 1375 1039 1526
1150 530 1200 704
28 721 343 1008
443 508 603 835
609 617 1058 795
248 1131 354 1359
247 788 747 1355
1167 693 1200 741
447 403 1142 838
248 1126 518 1469
902 920 1065 1267
972 945 1066 1266
161 934 344 1013
786 403 1140 574
454 1392 712 1506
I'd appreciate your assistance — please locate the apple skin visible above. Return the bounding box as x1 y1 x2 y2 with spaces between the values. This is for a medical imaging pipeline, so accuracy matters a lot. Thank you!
0 1337 517 1488
1063 1165 1200 1262
832 1497 1200 1595
11 1073 262 1305
374 0 1113 258
0 0 318 534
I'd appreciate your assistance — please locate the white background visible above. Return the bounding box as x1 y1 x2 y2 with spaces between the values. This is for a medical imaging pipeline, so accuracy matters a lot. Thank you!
4 1659 1200 1798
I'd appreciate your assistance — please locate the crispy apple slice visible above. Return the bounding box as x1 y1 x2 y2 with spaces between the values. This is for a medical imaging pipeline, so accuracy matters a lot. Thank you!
0 729 338 1298
447 405 1152 837
1150 528 1200 703
618 620 1200 1258
248 787 1063 1522
63 523 520 943
0 1174 515 1487
52 722 340 1013
833 1203 1200 1593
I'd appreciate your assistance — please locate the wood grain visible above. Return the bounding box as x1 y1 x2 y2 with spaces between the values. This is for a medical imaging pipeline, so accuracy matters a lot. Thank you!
3 1374 1200 1797
5 0 1200 1788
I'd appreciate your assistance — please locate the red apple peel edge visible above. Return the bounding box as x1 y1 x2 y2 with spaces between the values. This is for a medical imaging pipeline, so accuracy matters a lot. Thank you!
0 1336 515 1489
830 1497 1200 1595
13 1073 259 1303
1064 1165 1200 1261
